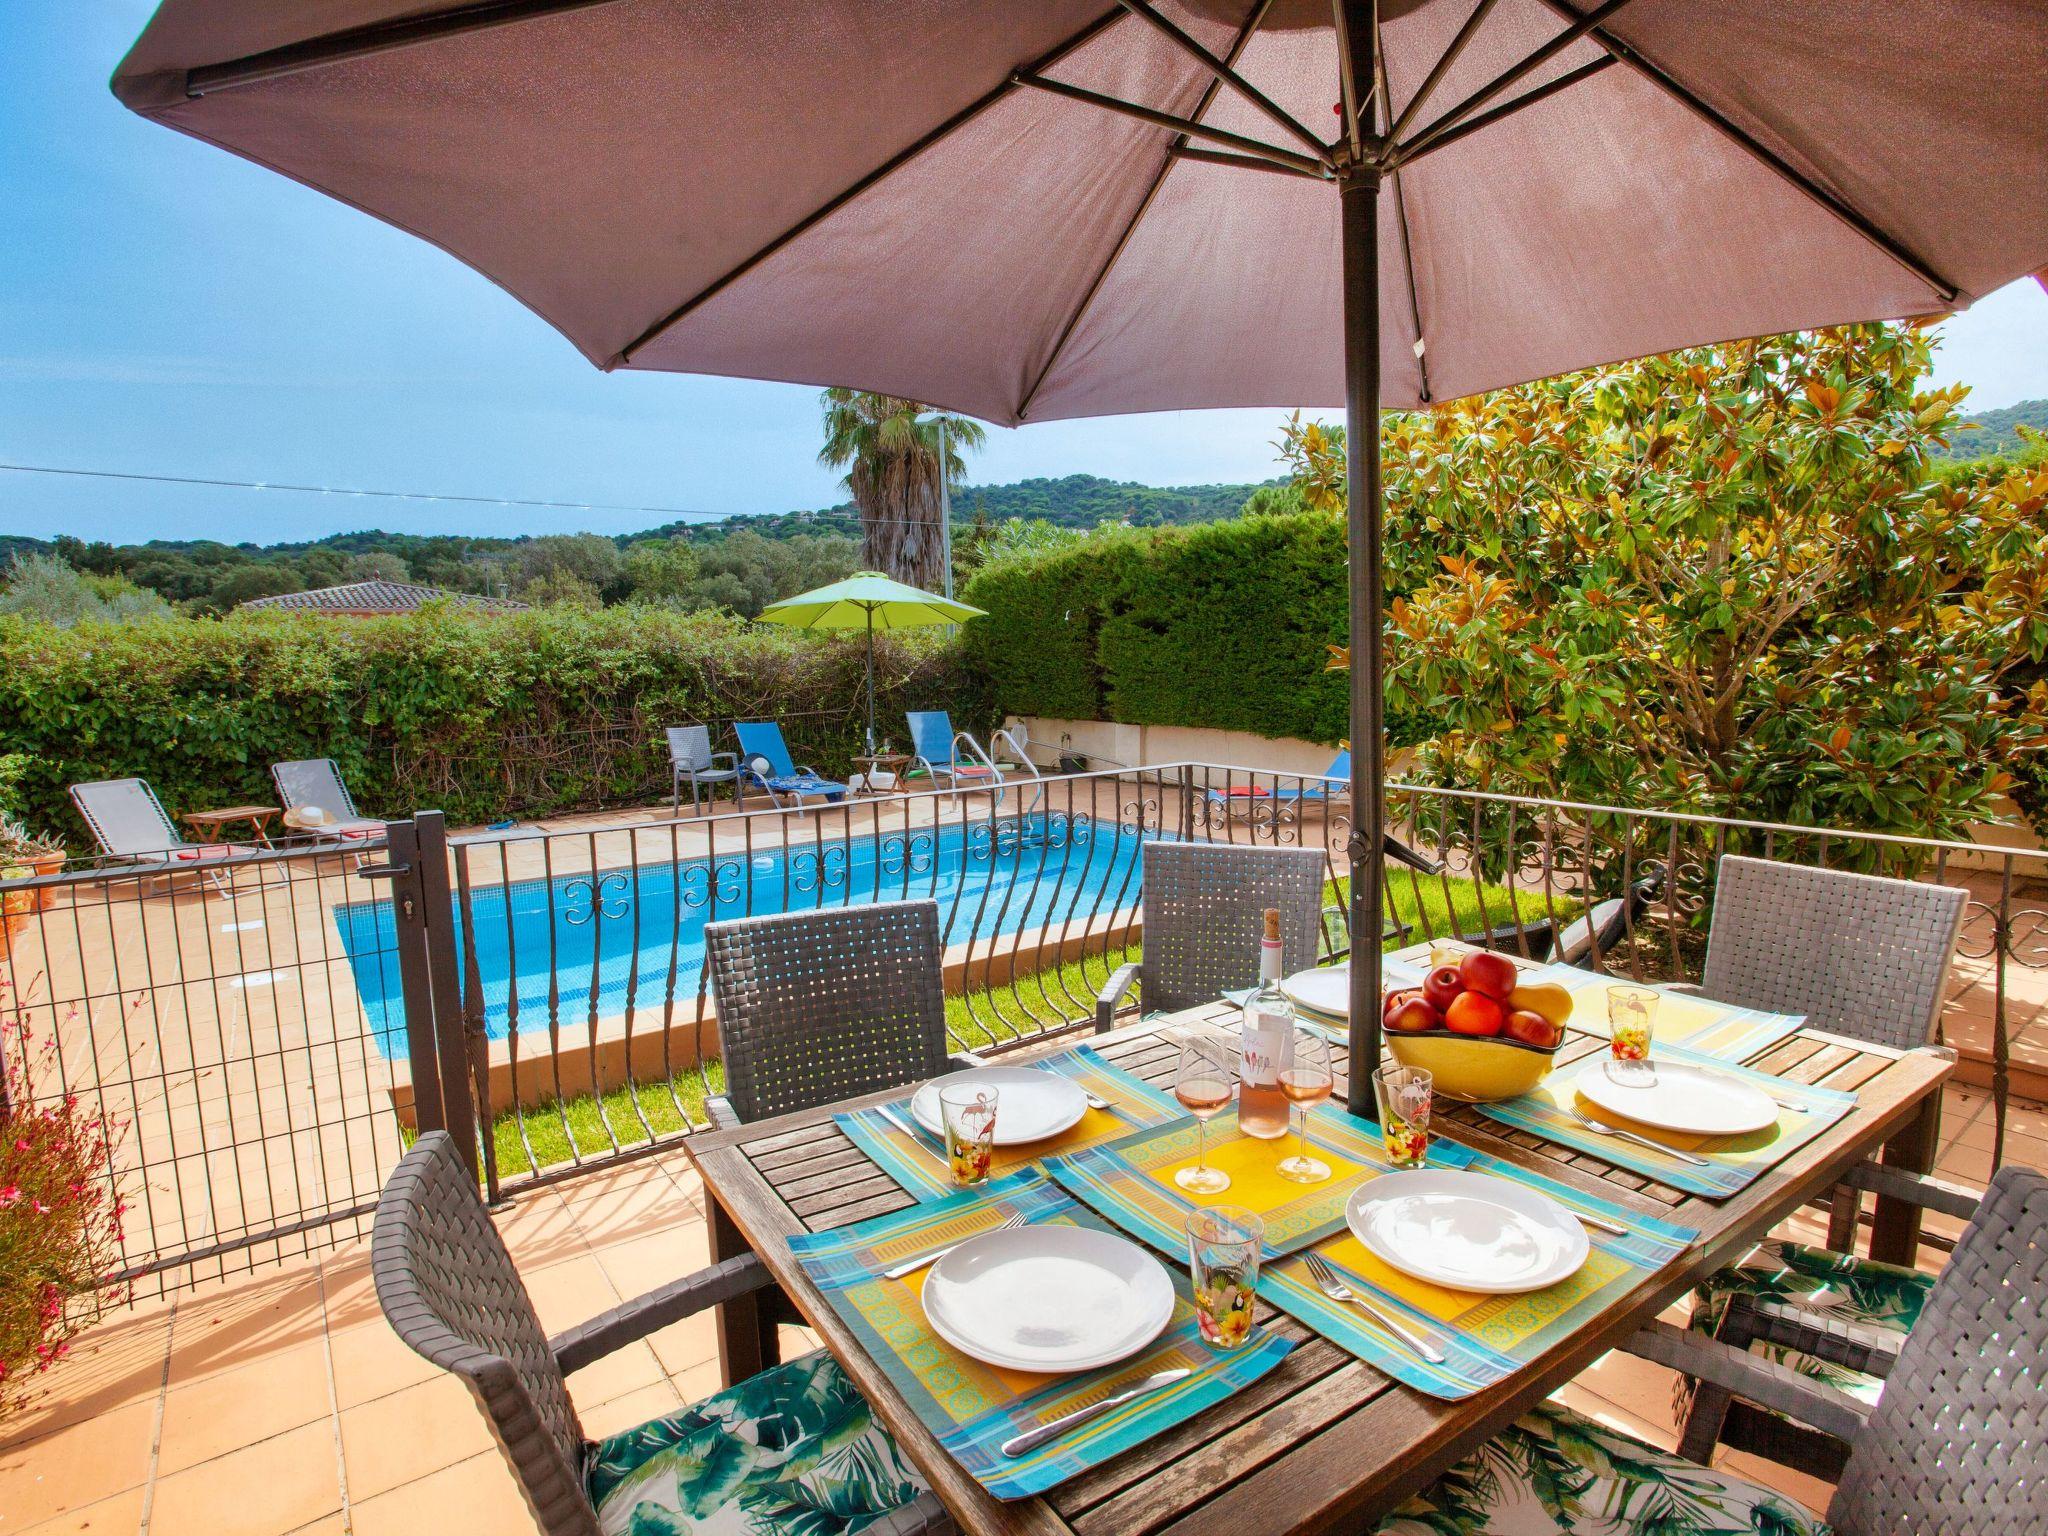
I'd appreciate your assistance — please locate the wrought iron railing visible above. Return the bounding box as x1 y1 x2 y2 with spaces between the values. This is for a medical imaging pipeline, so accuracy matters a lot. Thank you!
2 759 2038 1292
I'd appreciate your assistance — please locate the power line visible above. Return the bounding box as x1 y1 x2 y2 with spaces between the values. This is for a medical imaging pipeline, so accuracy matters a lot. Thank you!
0 459 727 521
0 459 961 533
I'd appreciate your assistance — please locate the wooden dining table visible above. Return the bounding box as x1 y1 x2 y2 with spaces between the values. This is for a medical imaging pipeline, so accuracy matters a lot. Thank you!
685 1003 1951 1536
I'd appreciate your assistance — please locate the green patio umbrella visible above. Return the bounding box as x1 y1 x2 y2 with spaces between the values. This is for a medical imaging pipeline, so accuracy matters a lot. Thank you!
756 572 985 756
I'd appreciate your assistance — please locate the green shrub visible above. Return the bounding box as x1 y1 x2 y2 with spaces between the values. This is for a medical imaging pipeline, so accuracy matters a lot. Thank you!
0 605 990 840
963 513 1425 748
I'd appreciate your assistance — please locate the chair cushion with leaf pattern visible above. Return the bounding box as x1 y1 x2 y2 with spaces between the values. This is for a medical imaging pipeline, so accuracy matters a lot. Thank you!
1374 1401 1827 1536
587 1351 927 1536
1673 1237 1932 1425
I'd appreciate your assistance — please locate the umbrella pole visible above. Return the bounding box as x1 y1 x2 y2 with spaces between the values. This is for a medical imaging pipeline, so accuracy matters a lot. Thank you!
1339 1 1386 1118
865 607 877 756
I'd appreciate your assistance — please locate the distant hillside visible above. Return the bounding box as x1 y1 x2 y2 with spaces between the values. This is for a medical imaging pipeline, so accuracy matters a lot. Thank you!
1931 397 2048 460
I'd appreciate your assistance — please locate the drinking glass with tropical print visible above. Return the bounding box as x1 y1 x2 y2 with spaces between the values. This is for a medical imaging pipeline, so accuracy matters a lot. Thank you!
1276 1028 1333 1184
1373 1064 1433 1169
1173 1035 1237 1194
1606 986 1659 1085
1187 1206 1262 1351
939 1084 998 1187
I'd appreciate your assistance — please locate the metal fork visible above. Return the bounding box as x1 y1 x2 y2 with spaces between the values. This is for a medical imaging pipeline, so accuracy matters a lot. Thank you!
1567 1105 1710 1166
880 1212 1027 1281
1301 1253 1446 1364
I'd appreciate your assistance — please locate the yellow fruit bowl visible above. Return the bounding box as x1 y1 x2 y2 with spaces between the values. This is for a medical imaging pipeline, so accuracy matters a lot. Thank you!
1385 1030 1558 1103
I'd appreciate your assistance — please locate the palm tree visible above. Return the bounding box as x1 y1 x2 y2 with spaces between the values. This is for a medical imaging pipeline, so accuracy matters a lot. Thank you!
817 390 986 590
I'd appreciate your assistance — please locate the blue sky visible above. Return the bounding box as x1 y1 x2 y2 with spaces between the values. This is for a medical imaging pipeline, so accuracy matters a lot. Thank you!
3 3 2045 548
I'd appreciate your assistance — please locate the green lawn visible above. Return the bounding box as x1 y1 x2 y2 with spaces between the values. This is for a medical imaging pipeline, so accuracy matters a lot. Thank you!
483 870 1568 1180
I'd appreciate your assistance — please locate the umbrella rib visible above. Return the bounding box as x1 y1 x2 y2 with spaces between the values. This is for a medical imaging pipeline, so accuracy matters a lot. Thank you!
1167 146 1326 179
612 7 1129 368
1385 0 1501 145
1378 44 1433 404
1529 0 1958 303
1011 74 1329 178
1015 0 1281 423
1396 0 1639 164
1112 0 1330 162
1386 55 1618 171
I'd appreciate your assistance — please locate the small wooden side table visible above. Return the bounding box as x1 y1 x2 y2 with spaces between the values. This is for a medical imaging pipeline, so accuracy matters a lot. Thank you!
181 805 280 847
851 753 913 795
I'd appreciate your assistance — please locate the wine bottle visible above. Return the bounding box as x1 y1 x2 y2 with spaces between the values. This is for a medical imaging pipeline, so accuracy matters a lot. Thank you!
1238 907 1295 1139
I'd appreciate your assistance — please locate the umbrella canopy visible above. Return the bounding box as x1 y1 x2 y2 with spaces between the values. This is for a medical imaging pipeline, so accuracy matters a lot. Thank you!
113 0 2048 1111
756 573 985 752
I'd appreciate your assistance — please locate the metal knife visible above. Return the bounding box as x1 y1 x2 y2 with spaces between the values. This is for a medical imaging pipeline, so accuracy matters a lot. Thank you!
1000 1368 1192 1458
876 1101 942 1151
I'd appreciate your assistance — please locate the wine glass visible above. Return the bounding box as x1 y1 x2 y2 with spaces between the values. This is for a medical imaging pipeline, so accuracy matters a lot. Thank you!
1276 1028 1333 1183
1173 1035 1236 1194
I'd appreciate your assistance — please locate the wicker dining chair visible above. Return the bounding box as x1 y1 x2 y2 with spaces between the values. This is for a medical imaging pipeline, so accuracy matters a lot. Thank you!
1674 854 1970 1476
703 899 977 1129
1096 843 1328 1032
1697 854 1968 1051
373 1132 951 1536
1380 1163 2047 1535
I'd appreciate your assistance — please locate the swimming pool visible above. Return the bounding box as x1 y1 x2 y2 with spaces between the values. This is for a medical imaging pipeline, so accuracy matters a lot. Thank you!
335 813 1152 1057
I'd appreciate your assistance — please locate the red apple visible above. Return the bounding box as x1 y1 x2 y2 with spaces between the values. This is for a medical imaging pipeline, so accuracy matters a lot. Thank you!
1458 949 1519 1002
1504 1009 1562 1050
1443 990 1506 1037
1384 995 1443 1034
1383 987 1421 1022
1421 964 1465 1013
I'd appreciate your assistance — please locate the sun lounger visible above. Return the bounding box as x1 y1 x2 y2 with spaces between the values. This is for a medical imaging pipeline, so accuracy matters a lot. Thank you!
905 710 1003 791
732 721 848 812
69 777 264 895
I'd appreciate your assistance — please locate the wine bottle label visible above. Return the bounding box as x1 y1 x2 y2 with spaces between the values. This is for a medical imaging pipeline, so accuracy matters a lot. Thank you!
1242 1013 1291 1085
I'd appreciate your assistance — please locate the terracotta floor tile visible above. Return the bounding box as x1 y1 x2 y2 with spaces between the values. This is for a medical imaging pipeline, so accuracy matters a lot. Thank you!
517 1255 622 1336
0 1399 157 1530
563 1340 667 1407
643 1309 719 1379
1718 1446 1836 1514
12 1485 143 1536
346 1450 540 1536
278 1517 348 1536
0 1310 169 1452
338 1372 494 1501
154 1339 333 1475
145 1420 342 1536
163 1276 327 1388
326 1319 439 1410
669 1357 725 1407
591 1224 712 1301
577 1380 686 1443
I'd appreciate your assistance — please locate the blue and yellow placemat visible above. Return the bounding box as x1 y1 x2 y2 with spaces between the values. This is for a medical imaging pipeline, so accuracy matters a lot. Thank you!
834 1046 1183 1201
1475 1041 1854 1198
788 1170 1293 1500
1261 1151 1698 1399
1044 1105 1478 1259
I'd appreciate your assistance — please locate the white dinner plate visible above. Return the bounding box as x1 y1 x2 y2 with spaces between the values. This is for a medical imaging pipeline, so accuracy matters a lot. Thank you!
1281 964 1351 1019
910 1067 1089 1146
1574 1060 1778 1137
920 1224 1176 1372
1345 1169 1589 1293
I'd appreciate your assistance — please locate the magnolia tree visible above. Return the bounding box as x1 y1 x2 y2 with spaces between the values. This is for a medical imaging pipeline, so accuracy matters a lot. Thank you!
1303 323 2048 845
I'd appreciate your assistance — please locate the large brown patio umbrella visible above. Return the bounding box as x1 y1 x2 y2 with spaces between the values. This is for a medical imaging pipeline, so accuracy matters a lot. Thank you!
113 0 2048 1114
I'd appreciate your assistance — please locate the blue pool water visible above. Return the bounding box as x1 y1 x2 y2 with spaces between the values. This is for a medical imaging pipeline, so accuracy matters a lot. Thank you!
335 813 1150 1057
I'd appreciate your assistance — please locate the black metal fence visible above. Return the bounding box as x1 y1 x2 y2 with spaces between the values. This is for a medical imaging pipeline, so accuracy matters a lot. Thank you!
3 759 2039 1294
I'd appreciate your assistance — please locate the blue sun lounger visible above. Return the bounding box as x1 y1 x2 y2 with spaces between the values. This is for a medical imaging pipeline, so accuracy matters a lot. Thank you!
733 721 848 811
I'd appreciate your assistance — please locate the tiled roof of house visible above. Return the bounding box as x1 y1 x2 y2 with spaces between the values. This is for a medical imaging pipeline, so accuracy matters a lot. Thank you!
237 581 528 614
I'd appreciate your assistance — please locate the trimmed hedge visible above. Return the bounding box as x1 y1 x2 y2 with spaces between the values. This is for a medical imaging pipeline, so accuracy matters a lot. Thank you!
963 511 1413 747
0 606 988 843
